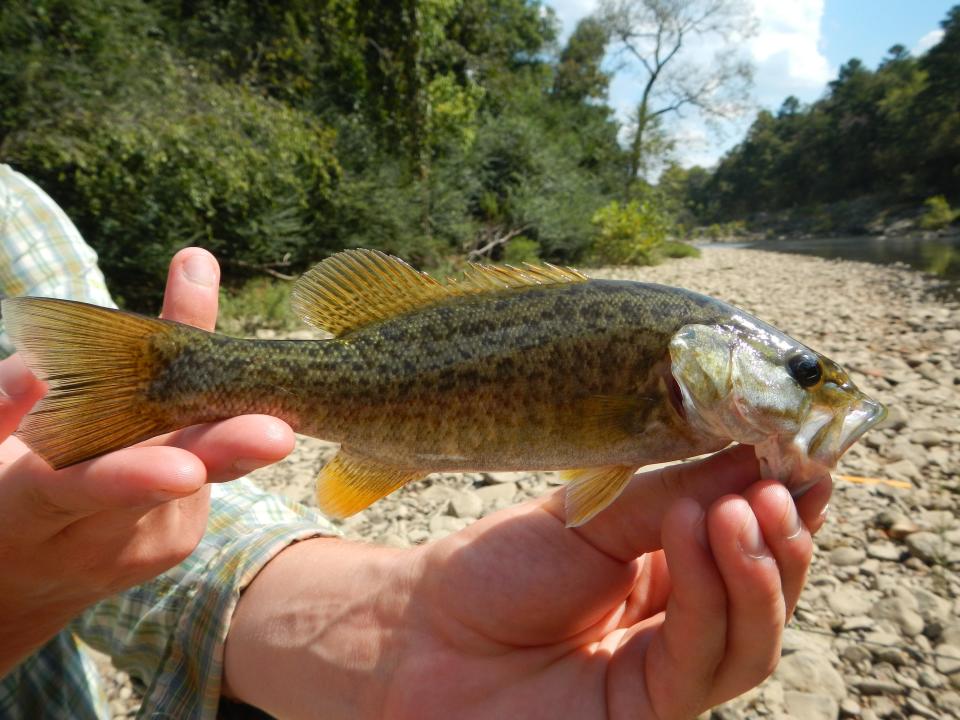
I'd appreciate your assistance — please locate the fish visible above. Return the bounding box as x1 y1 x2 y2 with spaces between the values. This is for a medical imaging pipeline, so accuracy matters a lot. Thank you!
0 249 886 527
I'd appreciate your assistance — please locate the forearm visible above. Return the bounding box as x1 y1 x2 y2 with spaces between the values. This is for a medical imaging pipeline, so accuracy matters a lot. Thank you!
222 537 416 720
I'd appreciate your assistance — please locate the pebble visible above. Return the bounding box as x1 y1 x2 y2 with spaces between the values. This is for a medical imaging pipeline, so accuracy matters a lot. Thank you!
774 651 847 701
905 532 950 564
448 490 483 519
831 546 867 566
866 541 904 561
871 597 925 637
854 678 905 695
829 586 876 616
475 482 518 509
784 691 839 720
935 644 960 675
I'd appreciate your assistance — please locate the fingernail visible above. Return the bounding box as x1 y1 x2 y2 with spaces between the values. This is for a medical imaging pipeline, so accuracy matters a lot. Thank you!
819 503 830 522
782 496 803 540
183 253 217 287
0 364 35 398
738 512 769 559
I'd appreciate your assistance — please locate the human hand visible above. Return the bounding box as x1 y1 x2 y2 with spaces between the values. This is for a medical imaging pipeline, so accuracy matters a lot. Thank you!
224 445 831 720
0 248 295 676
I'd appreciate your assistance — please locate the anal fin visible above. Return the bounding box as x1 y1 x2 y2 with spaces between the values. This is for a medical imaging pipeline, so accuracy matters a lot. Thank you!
561 465 638 527
316 449 425 519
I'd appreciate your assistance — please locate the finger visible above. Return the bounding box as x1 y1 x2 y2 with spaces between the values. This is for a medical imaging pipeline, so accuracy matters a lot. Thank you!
795 474 832 534
0 354 47 440
744 481 814 618
607 499 726 720
548 444 762 561
0 446 207 542
705 495 785 706
161 415 295 483
160 247 220 330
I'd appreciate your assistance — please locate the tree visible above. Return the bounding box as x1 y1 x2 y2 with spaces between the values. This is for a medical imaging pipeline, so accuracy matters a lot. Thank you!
553 17 610 103
597 0 755 189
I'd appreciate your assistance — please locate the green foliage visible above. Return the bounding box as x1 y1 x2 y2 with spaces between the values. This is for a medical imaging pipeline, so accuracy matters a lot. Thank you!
6 72 340 310
654 241 701 260
503 236 540 264
703 7 960 221
0 0 733 317
919 195 959 230
589 200 671 265
218 277 298 336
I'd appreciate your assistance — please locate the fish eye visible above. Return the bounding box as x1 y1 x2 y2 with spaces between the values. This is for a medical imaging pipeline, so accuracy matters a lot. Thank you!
787 352 822 388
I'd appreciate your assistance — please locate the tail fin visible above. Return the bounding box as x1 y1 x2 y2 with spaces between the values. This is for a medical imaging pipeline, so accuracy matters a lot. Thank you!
1 297 191 468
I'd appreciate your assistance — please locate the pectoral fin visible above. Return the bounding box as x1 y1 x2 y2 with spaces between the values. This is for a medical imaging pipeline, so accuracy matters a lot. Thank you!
316 449 425 519
561 465 638 527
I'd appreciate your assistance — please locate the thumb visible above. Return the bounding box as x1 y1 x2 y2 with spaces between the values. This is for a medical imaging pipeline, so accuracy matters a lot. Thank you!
0 354 47 441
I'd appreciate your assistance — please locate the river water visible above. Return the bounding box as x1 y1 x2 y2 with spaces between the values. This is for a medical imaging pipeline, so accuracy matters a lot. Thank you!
728 235 960 301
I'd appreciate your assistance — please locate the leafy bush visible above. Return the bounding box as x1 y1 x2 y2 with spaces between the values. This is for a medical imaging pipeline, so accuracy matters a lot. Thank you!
654 240 701 260
7 71 340 311
919 195 959 230
503 236 540 264
218 277 298 336
589 200 671 265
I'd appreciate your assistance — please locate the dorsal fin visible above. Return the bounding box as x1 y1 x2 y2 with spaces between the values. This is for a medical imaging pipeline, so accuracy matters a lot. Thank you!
291 249 588 336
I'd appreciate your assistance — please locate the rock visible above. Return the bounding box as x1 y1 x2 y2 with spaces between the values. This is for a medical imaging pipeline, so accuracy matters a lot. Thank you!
905 696 940 719
905 532 950 564
866 541 903 561
838 615 876 632
376 533 409 548
830 546 867 566
871 596 925 637
853 678 905 695
911 587 952 625
911 429 947 447
828 586 875 616
839 696 862 717
428 515 470 538
783 691 838 720
842 644 872 664
448 490 483 519
773 651 846 701
884 457 921 481
475 482 517 509
935 644 960 676
483 471 528 484
873 647 908 666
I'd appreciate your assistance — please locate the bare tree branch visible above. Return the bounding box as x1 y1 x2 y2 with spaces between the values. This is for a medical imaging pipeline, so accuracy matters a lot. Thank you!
597 0 756 188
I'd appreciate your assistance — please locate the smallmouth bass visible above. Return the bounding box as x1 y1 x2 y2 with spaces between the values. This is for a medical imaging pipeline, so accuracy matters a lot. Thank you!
1 249 886 526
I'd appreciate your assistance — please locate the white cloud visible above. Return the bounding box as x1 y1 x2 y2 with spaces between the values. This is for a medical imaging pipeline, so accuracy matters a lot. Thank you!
750 0 832 107
914 28 944 55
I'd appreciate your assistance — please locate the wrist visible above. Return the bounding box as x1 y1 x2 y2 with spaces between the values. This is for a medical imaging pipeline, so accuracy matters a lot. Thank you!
223 537 418 720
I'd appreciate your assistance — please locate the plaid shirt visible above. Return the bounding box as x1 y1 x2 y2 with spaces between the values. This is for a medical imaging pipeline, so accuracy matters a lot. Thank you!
0 164 335 718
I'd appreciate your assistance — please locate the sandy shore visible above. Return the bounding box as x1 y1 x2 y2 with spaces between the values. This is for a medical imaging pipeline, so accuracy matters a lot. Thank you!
104 247 960 719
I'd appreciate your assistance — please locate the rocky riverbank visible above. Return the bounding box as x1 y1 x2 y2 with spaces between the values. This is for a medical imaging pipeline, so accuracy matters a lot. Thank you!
103 247 960 719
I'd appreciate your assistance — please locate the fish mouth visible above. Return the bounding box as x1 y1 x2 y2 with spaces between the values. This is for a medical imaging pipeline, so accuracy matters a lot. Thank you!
806 395 887 466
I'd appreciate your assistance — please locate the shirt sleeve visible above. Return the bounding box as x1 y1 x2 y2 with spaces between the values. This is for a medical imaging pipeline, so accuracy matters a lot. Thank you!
73 479 337 719
0 164 116 356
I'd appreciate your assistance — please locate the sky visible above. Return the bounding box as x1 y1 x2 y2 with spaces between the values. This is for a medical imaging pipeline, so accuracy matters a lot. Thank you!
547 0 955 171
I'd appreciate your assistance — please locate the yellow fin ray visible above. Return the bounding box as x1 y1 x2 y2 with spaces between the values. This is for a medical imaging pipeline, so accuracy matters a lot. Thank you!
1 297 177 468
315 448 425 519
291 249 587 336
561 465 638 527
